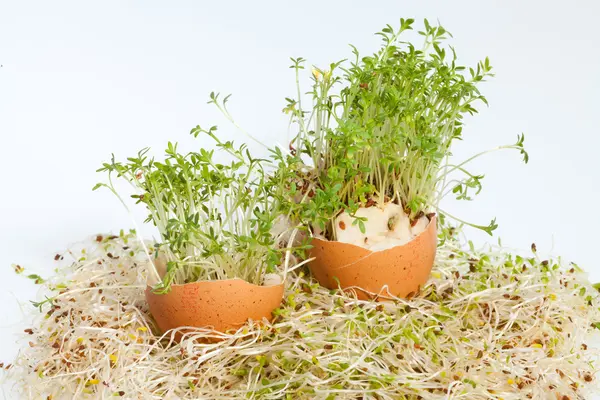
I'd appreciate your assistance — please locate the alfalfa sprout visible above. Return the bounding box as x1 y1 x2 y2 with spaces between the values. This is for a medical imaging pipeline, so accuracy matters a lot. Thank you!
2 228 600 399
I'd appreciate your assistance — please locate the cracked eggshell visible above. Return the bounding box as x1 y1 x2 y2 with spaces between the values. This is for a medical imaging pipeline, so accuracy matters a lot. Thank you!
146 262 284 337
308 216 437 300
411 215 430 237
389 207 411 241
335 206 391 246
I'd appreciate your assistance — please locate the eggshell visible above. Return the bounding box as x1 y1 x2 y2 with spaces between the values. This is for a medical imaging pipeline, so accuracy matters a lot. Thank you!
146 278 284 336
335 204 402 246
388 207 412 241
411 215 430 237
308 216 437 300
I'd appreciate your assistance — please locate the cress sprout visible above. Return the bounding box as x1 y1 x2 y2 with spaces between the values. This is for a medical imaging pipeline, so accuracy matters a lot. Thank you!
94 129 285 293
269 19 528 240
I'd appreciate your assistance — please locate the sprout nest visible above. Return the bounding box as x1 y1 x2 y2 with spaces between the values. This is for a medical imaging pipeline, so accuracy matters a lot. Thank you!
2 231 600 399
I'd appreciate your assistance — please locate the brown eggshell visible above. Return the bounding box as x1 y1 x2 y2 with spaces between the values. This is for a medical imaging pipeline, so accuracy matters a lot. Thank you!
145 279 284 336
308 216 437 300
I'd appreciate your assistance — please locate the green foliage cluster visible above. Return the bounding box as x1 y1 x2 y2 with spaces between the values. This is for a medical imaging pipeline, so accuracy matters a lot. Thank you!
271 19 527 239
95 126 281 292
96 19 528 290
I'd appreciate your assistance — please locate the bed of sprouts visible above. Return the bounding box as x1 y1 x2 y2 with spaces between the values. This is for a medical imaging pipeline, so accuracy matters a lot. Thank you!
2 228 599 399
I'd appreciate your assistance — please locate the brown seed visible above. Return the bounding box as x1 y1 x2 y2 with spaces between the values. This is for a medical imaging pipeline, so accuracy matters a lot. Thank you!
585 374 593 382
300 283 312 294
531 243 537 252
95 235 103 242
324 344 333 350
338 221 346 230
54 254 61 261
24 328 34 335
477 350 483 359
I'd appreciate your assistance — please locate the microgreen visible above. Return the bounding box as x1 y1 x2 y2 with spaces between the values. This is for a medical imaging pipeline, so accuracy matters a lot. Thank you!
271 19 528 239
95 129 284 293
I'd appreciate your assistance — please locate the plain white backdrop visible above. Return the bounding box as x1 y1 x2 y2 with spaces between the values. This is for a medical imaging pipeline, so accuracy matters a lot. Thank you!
1 0 599 397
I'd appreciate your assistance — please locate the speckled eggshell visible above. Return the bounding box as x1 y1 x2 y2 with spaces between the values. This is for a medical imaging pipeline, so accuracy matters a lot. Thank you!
145 279 284 335
308 216 437 300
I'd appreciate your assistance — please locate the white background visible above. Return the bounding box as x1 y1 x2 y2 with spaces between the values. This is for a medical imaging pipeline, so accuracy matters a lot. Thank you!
1 0 599 398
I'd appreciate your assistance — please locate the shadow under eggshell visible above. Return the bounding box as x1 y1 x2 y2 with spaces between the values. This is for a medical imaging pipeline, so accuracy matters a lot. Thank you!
308 216 437 300
145 279 284 335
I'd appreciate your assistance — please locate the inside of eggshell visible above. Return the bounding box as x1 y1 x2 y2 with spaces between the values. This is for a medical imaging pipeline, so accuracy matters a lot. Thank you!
261 273 284 286
319 205 433 252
